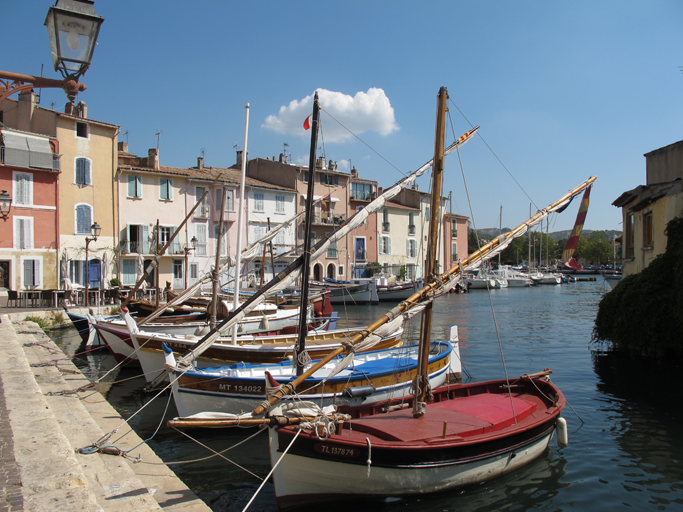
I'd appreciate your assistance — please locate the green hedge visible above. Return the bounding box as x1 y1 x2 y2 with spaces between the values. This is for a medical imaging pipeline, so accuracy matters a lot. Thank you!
592 217 683 357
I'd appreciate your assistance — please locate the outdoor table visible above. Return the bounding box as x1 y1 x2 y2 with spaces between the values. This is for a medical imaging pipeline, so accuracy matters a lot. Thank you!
19 290 41 307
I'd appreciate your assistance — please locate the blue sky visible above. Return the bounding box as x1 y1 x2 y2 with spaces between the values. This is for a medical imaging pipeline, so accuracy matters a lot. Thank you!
5 1 683 232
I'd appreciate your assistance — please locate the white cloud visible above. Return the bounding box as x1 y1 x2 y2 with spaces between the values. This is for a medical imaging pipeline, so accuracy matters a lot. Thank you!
262 88 399 143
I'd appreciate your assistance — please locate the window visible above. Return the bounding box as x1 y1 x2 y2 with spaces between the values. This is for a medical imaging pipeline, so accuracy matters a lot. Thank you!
253 225 265 245
407 239 417 259
625 212 634 258
75 157 91 185
275 195 285 213
408 212 416 235
122 259 136 285
382 208 390 233
69 260 84 286
451 242 458 262
22 259 41 288
380 236 391 255
320 173 338 185
253 192 264 212
226 190 234 212
159 178 173 201
196 223 207 256
13 171 33 206
14 217 33 249
215 188 233 212
351 182 373 201
451 218 458 238
127 224 148 253
195 187 209 217
159 226 180 254
190 263 198 280
338 265 344 277
127 174 142 198
643 211 654 248
303 171 309 183
75 204 93 234
76 122 88 138
327 241 338 258
173 259 183 281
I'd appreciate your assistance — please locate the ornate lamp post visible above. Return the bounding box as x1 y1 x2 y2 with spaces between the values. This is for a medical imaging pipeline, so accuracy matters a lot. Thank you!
0 190 12 221
0 0 103 105
84 221 100 307
184 236 198 289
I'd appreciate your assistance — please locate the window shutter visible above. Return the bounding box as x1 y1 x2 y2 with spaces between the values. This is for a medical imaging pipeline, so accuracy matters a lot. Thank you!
76 158 84 184
84 159 91 185
142 225 149 253
387 237 391 255
23 260 32 288
34 259 40 286
25 218 33 249
407 239 410 258
334 175 339 185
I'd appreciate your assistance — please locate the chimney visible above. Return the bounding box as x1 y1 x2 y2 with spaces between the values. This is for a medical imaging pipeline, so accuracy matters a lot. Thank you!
351 166 358 179
236 150 248 168
77 101 88 119
118 141 128 153
17 91 37 132
279 153 285 163
197 156 204 169
64 101 74 115
148 148 159 169
316 156 326 170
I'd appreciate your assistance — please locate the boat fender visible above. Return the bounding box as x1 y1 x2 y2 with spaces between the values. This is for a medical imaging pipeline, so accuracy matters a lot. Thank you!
342 385 376 398
195 325 210 336
556 417 569 448
262 314 270 330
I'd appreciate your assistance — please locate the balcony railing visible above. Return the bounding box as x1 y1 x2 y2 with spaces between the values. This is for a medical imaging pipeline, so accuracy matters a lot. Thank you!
382 222 390 233
194 205 210 219
355 249 367 261
313 214 345 226
327 247 338 258
121 241 149 254
213 209 237 223
1 146 61 171
408 224 416 235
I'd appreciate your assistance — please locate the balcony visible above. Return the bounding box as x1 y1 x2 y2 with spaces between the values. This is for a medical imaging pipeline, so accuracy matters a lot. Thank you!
313 213 345 226
408 224 416 235
327 247 338 258
194 205 210 219
382 222 391 233
1 146 61 171
121 240 149 254
213 209 237 223
355 249 367 261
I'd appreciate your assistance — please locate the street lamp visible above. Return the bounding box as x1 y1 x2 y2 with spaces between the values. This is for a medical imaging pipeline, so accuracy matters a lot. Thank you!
0 190 12 221
0 0 103 105
45 0 104 79
184 236 198 289
84 221 100 307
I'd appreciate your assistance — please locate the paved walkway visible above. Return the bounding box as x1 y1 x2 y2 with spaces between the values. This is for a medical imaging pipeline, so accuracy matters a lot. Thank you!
0 314 211 512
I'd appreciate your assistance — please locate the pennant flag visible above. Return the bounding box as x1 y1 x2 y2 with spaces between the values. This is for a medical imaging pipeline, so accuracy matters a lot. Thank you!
562 185 592 264
303 115 312 130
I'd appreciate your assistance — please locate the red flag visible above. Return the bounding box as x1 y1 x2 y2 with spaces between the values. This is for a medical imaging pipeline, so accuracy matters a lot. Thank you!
562 185 592 264
303 115 312 130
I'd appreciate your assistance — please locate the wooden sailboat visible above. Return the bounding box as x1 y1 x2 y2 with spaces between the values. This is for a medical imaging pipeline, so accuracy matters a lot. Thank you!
166 88 594 509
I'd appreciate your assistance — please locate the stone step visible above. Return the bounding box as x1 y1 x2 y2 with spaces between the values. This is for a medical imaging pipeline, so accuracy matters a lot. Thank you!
0 315 211 512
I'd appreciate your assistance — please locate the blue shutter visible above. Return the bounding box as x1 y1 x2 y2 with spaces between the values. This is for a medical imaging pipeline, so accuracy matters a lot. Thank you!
76 205 86 233
84 159 91 185
76 158 84 184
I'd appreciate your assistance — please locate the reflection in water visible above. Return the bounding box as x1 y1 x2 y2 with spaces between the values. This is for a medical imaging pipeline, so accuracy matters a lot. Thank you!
593 351 683 508
49 280 683 511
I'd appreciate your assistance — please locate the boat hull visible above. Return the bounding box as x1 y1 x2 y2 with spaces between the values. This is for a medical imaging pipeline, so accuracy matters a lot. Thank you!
170 341 453 417
376 282 418 301
268 376 565 510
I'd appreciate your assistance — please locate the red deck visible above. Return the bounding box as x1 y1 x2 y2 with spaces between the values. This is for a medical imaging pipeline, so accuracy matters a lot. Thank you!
346 393 538 443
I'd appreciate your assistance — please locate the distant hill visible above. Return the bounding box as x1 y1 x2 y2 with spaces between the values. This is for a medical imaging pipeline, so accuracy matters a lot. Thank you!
475 228 622 242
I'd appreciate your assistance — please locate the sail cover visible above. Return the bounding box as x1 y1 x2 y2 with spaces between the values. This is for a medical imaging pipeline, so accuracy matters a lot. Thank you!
562 185 592 264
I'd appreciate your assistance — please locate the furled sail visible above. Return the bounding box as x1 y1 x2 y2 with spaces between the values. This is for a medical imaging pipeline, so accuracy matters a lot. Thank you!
562 185 592 268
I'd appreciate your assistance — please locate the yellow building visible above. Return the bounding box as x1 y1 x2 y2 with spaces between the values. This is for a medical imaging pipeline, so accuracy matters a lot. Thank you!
613 140 683 277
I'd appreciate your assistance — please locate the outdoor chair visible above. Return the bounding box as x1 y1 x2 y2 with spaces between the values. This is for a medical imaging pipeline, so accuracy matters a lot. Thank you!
7 290 19 307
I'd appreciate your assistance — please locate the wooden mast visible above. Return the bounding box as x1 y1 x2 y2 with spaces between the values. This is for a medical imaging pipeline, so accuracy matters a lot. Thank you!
413 86 448 418
294 93 320 376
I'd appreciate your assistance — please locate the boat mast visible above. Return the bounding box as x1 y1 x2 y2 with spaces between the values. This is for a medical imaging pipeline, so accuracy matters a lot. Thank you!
210 186 227 330
231 104 250 344
414 86 448 418
294 93 320 376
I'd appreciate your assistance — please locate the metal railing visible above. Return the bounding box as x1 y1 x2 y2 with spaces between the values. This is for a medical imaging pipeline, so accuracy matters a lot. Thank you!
408 224 416 235
382 222 391 233
1 147 60 171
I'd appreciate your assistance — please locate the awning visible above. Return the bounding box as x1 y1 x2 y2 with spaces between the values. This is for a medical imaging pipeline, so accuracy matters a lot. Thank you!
302 194 341 202
1 131 53 170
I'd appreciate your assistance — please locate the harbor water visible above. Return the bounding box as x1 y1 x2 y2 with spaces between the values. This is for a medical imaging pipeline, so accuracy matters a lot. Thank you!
53 278 683 511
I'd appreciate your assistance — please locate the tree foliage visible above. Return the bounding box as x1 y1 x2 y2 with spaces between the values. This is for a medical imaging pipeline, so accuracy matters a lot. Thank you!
592 218 683 358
